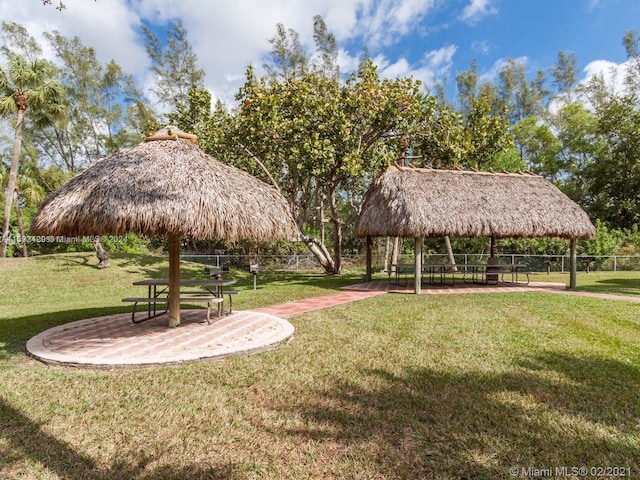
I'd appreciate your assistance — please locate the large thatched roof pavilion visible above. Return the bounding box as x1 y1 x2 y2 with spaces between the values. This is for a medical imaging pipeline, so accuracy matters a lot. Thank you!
355 165 596 293
31 126 299 326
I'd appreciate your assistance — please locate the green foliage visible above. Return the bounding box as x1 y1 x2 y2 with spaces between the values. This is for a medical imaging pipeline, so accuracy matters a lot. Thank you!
489 148 527 172
497 58 547 124
512 116 561 175
586 94 640 228
38 29 149 170
209 22 424 271
0 45 65 257
581 219 622 257
463 92 514 169
550 51 578 103
141 19 205 119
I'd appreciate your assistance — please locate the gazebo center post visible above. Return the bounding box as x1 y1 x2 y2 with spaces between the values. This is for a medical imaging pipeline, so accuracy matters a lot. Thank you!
365 236 373 282
569 238 577 289
414 237 423 294
168 234 181 327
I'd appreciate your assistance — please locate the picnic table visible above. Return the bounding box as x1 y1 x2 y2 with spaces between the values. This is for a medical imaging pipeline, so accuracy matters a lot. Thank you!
123 278 237 324
460 263 531 285
390 263 533 287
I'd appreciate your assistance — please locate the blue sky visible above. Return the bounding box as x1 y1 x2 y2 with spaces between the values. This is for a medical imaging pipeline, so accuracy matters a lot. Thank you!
1 0 639 105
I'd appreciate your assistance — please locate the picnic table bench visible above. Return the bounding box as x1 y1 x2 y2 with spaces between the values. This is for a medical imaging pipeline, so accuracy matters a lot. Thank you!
123 278 236 324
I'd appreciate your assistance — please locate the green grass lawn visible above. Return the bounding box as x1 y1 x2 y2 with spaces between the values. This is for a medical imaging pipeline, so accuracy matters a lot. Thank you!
1 253 639 479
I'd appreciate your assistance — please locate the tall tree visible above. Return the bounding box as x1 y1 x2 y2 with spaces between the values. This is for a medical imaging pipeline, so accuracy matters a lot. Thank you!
264 23 308 81
623 29 640 95
512 115 561 174
230 22 422 273
1 21 43 62
0 53 64 256
462 92 514 169
587 94 640 228
497 58 547 124
36 31 149 171
142 19 205 117
550 51 578 104
312 15 340 81
552 101 603 204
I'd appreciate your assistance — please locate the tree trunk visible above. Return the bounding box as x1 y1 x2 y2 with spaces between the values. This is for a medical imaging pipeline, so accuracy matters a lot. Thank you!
444 236 458 271
382 236 391 273
93 237 110 269
332 219 342 274
300 232 335 273
391 236 400 273
365 236 372 281
13 190 27 257
1 108 26 257
327 184 342 274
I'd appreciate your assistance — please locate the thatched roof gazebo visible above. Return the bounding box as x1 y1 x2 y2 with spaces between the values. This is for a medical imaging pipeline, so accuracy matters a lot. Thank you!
355 165 596 292
31 126 299 326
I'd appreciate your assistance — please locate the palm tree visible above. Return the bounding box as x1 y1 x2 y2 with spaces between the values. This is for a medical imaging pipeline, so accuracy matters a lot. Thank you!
0 53 64 257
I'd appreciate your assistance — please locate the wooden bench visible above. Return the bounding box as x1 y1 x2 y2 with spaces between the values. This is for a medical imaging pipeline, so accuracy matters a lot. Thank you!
122 296 223 324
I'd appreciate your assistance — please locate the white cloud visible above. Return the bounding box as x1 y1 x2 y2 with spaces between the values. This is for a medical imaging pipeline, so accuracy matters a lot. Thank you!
548 59 629 114
477 56 529 84
376 44 457 88
471 40 491 55
2 0 445 106
1 0 149 76
355 0 437 48
581 59 627 94
460 0 497 24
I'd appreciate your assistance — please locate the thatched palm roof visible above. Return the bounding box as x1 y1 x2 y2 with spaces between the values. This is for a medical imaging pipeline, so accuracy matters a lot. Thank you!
355 165 596 240
31 127 299 242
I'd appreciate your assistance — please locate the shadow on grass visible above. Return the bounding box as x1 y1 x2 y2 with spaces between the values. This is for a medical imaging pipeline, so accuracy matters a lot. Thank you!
275 353 640 479
32 252 359 293
33 252 172 278
577 277 640 297
0 307 131 360
0 397 243 479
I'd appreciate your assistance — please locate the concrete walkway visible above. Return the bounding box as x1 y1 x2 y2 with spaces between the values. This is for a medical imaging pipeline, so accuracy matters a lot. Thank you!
25 280 640 368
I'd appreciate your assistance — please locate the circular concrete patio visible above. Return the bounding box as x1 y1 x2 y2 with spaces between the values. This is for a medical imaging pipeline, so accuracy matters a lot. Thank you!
26 309 294 367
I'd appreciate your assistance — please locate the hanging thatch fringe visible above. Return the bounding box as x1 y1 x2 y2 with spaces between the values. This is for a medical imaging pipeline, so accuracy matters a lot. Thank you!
355 165 596 240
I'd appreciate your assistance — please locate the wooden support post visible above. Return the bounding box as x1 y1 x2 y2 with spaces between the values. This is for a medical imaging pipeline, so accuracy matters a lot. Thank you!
414 237 423 295
569 238 577 289
168 234 181 327
365 236 373 282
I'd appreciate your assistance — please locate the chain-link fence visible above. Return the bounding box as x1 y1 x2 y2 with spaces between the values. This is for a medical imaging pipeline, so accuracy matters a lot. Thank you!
181 253 640 272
